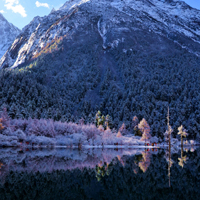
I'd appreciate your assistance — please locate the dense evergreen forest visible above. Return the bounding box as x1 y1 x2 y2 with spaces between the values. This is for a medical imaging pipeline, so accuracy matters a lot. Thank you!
0 41 200 139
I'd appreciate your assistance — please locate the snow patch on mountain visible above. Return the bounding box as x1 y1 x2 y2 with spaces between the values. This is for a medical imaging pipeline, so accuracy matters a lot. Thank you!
60 0 90 10
0 13 21 59
1 0 200 69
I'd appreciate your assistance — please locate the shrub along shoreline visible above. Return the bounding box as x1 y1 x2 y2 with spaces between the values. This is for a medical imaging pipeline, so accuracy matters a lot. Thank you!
0 109 199 148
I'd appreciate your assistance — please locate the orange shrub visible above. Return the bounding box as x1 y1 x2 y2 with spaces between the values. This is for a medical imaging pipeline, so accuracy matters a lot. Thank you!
0 118 4 131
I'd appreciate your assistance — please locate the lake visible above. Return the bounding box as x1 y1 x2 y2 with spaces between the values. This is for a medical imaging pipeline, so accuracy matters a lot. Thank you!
0 147 199 200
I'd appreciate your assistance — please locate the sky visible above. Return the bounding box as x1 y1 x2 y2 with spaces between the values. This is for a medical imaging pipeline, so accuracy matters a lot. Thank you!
184 0 200 10
0 0 68 29
0 0 200 30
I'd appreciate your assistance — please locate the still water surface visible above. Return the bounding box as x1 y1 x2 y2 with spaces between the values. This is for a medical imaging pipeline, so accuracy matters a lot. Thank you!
0 147 199 200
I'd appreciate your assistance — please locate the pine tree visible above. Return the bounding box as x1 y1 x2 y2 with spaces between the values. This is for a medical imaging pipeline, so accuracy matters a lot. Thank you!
95 111 108 129
0 108 10 128
196 132 200 142
95 111 101 127
118 123 127 135
101 115 105 126
132 115 140 135
132 116 139 129
105 115 112 129
9 103 18 118
116 131 122 138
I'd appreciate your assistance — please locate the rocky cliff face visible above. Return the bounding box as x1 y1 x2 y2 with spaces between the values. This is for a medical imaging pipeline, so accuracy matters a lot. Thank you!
0 13 21 60
1 0 200 68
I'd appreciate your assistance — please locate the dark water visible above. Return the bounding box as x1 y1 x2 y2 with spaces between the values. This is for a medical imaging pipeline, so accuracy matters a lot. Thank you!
0 147 199 200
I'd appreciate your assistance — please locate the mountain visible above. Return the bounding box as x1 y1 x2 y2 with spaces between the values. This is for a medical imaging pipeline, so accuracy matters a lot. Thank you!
0 0 200 138
0 13 21 60
1 0 200 68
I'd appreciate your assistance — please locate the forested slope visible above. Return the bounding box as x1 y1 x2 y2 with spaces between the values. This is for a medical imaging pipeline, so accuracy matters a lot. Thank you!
0 45 200 138
1 0 200 138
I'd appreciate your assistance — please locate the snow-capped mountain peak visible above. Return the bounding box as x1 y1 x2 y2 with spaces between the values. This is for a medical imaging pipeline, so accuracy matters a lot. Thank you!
60 0 90 10
1 0 200 69
0 13 21 60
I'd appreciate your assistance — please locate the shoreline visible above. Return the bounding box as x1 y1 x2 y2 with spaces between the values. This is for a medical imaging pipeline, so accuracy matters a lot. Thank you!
0 143 199 149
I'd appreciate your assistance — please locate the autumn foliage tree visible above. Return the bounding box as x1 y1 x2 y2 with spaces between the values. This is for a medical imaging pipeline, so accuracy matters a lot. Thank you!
178 125 188 147
138 118 151 143
0 108 10 132
118 123 127 135
132 116 142 136
0 118 4 132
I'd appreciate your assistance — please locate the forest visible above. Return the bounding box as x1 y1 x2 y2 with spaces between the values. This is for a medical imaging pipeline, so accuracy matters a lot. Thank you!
0 37 200 139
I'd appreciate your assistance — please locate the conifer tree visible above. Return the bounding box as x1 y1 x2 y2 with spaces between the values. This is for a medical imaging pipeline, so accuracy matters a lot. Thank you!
101 115 105 126
118 123 127 135
132 116 139 129
105 115 112 129
116 131 122 138
132 115 141 135
138 118 151 143
95 111 101 127
0 108 10 128
95 111 108 129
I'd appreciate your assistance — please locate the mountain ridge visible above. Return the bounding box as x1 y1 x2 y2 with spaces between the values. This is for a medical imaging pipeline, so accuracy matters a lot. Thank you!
1 0 200 68
0 13 21 60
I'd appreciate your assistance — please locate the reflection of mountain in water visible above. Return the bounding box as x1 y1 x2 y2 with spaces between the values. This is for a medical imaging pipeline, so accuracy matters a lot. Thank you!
0 148 199 200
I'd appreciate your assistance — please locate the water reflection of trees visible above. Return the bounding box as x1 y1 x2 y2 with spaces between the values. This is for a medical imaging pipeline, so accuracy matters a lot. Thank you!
138 151 151 173
178 146 188 168
0 147 195 185
0 162 3 169
0 148 199 200
94 146 195 184
165 146 173 187
95 150 153 181
95 162 114 181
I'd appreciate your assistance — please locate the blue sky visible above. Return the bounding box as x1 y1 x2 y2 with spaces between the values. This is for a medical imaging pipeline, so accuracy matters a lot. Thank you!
0 0 200 30
184 0 200 10
0 0 68 29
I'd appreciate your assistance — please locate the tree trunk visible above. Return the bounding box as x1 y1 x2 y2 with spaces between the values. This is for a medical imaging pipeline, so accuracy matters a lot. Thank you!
181 135 183 148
